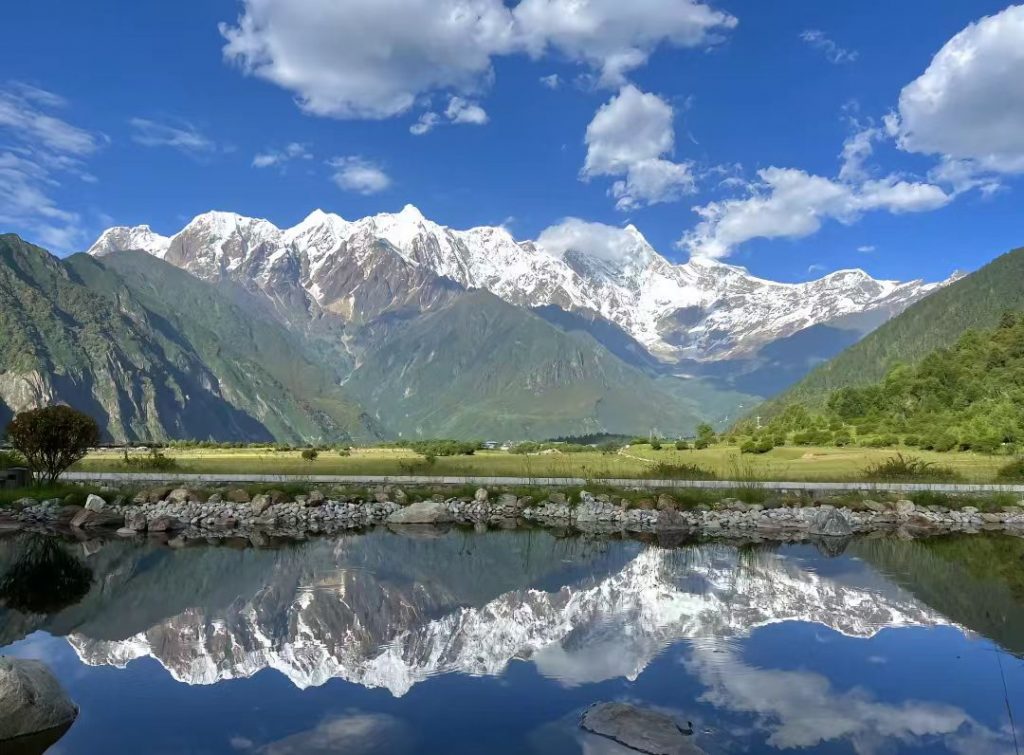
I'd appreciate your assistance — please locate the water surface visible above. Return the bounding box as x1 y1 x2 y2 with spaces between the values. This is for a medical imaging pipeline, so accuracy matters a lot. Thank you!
2 529 1023 754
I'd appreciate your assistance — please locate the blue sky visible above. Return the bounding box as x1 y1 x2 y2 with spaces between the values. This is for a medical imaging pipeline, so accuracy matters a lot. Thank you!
1 0 1022 283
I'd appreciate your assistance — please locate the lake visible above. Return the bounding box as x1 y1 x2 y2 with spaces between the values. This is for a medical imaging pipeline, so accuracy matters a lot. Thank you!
2 529 1023 754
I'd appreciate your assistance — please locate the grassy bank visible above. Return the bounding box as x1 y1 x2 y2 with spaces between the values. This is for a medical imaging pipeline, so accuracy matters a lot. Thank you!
70 444 1010 483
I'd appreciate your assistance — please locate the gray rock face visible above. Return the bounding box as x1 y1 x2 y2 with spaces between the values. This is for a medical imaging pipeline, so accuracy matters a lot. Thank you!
149 515 183 533
387 500 454 525
0 658 78 742
580 702 704 755
474 488 489 503
124 510 148 532
250 495 272 516
84 494 106 512
808 508 853 537
70 508 123 530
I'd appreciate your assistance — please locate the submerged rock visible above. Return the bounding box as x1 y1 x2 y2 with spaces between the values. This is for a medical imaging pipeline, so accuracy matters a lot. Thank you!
387 500 453 524
0 658 78 743
580 702 704 754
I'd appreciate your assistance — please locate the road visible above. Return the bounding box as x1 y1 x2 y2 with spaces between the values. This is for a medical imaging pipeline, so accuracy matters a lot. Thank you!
62 471 1024 495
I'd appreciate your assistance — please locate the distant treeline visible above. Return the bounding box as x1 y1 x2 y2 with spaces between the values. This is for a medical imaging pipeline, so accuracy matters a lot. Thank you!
732 312 1024 455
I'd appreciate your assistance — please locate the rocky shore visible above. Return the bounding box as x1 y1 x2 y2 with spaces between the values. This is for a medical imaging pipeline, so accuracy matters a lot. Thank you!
5 483 1024 545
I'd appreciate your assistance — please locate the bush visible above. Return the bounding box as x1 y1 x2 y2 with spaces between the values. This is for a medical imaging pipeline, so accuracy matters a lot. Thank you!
408 440 479 457
997 458 1024 481
675 440 689 451
0 450 24 469
649 439 662 450
903 435 921 447
301 448 319 462
792 429 833 446
6 406 101 483
122 448 178 471
920 431 959 452
648 462 717 480
863 453 962 482
693 438 710 450
740 437 775 454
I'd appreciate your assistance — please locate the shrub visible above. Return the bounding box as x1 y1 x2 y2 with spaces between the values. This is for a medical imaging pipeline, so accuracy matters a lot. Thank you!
740 437 774 454
997 458 1024 481
921 431 959 452
301 448 319 462
863 453 962 482
693 438 710 450
6 406 101 483
122 448 179 471
409 440 478 457
649 439 662 451
675 440 689 451
648 462 717 480
903 435 921 447
598 441 622 455
0 450 24 469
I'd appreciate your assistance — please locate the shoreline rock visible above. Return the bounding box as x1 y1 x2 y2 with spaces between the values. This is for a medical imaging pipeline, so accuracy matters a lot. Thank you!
0 658 78 745
8 487 1024 545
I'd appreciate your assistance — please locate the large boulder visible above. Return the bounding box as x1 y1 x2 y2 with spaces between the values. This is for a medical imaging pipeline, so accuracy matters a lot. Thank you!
808 508 853 537
84 494 106 512
656 509 688 530
148 515 183 533
250 494 273 516
387 500 454 525
124 510 149 532
70 509 123 530
580 702 703 755
225 488 251 504
0 658 78 743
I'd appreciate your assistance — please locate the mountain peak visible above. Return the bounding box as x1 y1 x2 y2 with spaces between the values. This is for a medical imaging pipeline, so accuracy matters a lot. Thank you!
397 203 425 221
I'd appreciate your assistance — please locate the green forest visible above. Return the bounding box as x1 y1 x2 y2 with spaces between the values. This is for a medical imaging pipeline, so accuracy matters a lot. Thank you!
734 312 1024 455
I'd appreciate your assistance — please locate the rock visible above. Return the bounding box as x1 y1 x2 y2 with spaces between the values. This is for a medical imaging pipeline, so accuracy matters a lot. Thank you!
165 485 193 504
225 488 251 504
387 500 454 525
656 509 687 530
124 510 148 531
267 489 288 504
895 500 916 515
808 508 853 537
580 702 703 755
134 486 173 504
84 494 106 512
206 493 223 504
54 505 83 524
149 515 183 533
250 494 272 516
70 508 122 529
656 494 677 511
307 490 326 506
11 497 38 510
496 493 519 509
116 527 138 537
861 499 887 513
474 487 489 503
0 658 78 743
392 488 408 504
549 492 567 505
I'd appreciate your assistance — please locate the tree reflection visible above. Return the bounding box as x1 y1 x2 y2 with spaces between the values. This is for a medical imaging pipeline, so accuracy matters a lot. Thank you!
0 536 93 614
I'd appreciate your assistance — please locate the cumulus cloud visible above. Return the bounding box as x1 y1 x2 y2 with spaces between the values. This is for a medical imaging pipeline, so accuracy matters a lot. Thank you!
0 83 106 251
328 156 391 194
539 74 562 89
680 167 949 259
252 142 312 169
800 29 858 64
889 5 1024 178
130 117 216 154
219 0 736 121
583 85 696 209
536 217 650 264
411 96 489 134
686 645 1009 751
514 0 737 86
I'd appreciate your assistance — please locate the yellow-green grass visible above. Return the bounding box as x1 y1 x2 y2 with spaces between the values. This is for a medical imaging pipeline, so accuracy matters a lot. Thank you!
73 444 1011 483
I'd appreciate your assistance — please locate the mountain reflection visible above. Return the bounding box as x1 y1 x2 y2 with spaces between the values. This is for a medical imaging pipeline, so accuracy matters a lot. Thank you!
0 530 976 697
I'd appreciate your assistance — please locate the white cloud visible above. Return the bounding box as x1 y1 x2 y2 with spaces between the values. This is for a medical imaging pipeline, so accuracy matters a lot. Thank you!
890 5 1024 175
0 84 106 251
687 645 1009 752
445 96 489 125
411 97 488 135
130 117 215 154
539 74 562 89
536 217 649 264
515 0 737 85
800 29 858 64
857 245 876 253
328 156 391 194
219 0 736 121
252 142 312 168
583 85 695 209
838 125 882 182
681 166 949 259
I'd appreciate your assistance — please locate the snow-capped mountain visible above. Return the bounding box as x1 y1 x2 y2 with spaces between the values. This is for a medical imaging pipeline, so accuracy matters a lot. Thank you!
88 207 945 362
68 546 946 696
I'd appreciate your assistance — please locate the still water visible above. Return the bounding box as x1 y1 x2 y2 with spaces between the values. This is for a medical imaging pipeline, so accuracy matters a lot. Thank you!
2 529 1023 754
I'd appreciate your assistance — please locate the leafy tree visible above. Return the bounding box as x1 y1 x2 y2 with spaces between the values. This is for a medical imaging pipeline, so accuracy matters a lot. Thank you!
0 536 93 614
695 423 717 447
5 406 100 483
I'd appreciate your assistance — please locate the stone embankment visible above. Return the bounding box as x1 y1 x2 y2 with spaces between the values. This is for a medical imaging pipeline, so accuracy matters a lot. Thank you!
5 484 1024 543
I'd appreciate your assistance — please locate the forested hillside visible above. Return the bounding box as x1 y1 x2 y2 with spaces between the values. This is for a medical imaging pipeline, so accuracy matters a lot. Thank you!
736 313 1024 453
762 245 1024 414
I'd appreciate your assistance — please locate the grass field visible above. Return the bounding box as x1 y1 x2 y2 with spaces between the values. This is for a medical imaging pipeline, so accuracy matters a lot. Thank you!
71 444 1011 483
